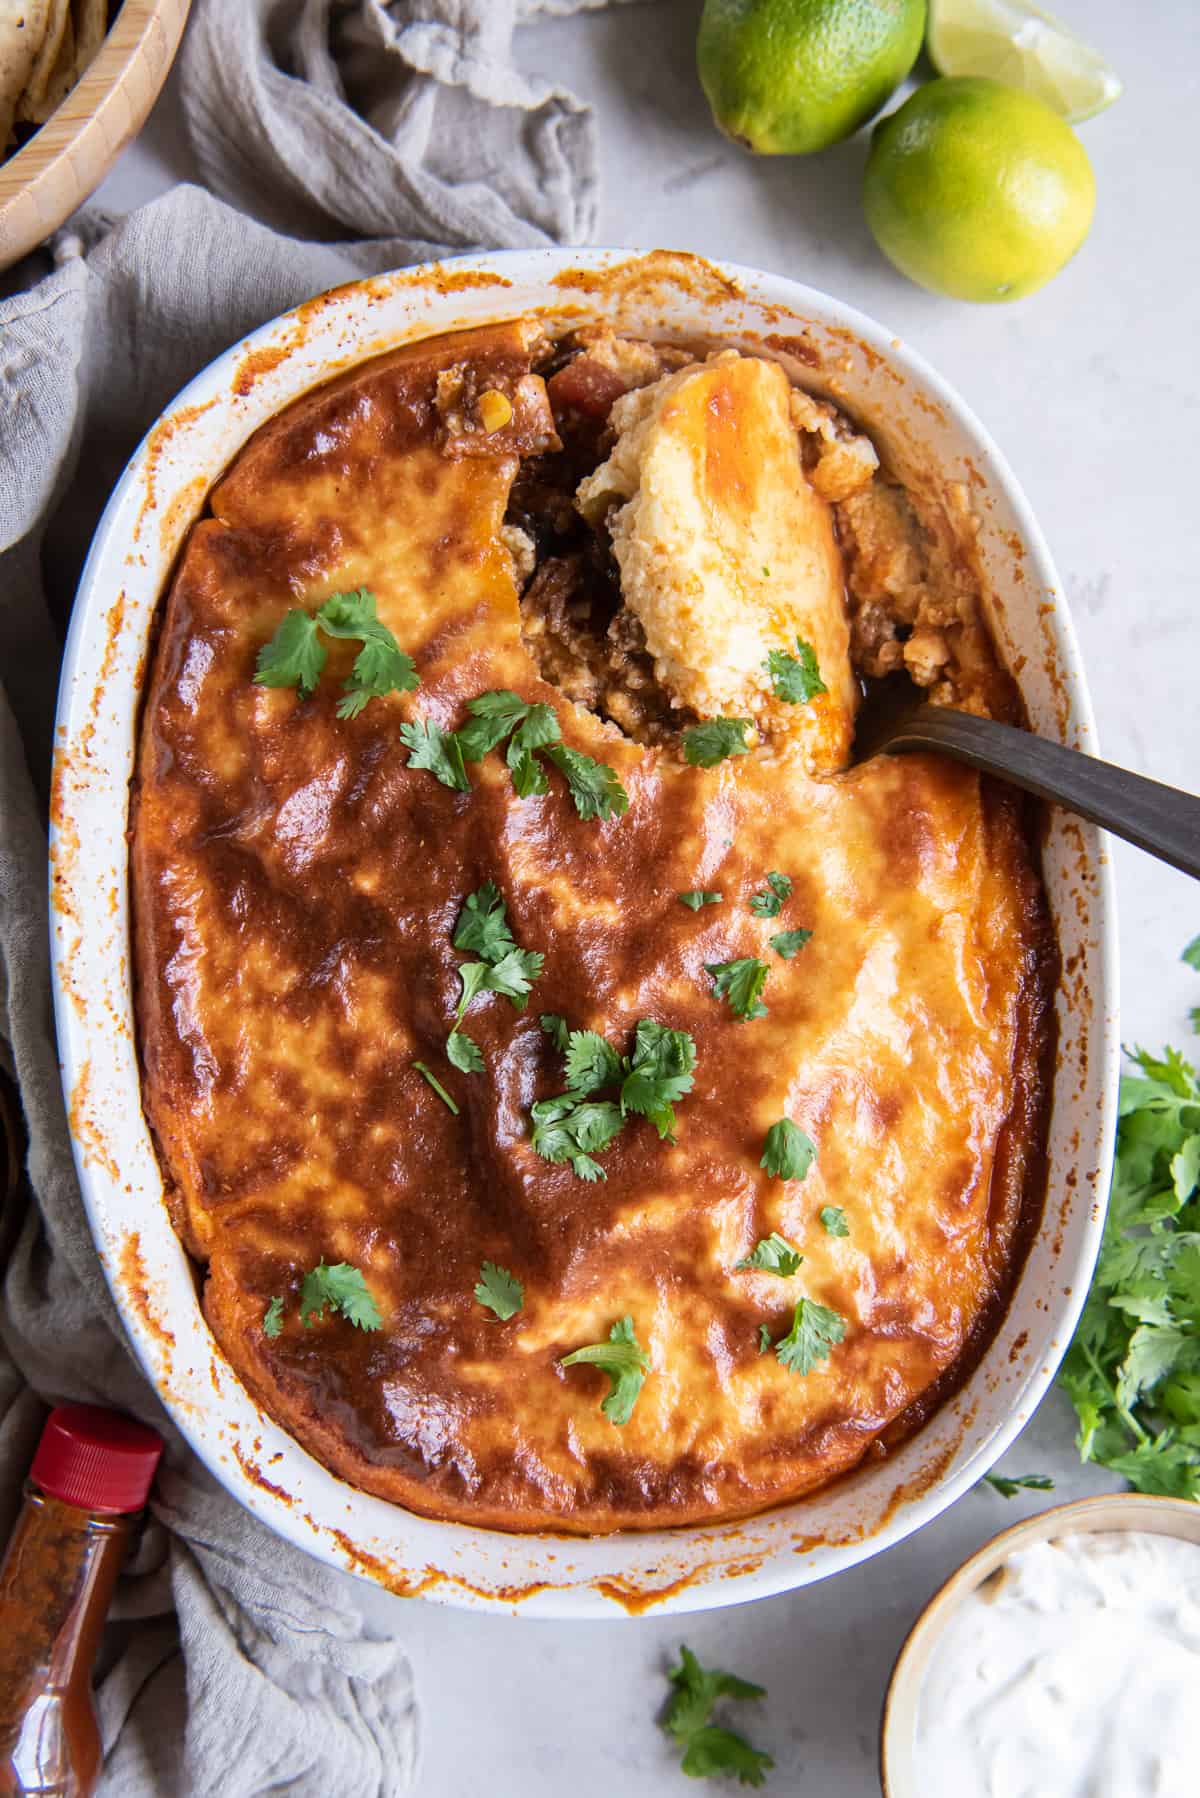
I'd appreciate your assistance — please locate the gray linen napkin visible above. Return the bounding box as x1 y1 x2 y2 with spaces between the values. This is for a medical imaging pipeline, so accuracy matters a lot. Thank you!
0 2 633 1791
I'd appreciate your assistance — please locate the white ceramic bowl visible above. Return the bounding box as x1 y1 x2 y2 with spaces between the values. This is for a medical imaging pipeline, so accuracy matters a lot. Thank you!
50 249 1119 1616
880 1494 1200 1794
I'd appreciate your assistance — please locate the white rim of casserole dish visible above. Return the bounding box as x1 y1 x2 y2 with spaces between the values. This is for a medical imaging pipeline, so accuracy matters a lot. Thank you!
49 248 1119 1616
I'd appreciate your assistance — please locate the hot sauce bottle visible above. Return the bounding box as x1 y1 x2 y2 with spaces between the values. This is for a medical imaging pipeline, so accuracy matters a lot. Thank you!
0 1405 162 1797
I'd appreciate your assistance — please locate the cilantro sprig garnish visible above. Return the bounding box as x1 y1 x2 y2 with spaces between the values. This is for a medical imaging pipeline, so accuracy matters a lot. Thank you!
772 1296 845 1376
819 1206 849 1238
981 1471 1055 1499
661 1646 773 1788
298 1261 383 1332
560 1315 649 1425
475 1261 523 1321
254 588 418 718
262 1297 284 1339
679 890 722 911
1058 1004 1200 1500
538 1013 571 1053
448 882 544 1063
770 928 812 960
766 636 827 705
682 718 753 768
706 956 770 1021
761 1119 816 1181
735 1233 803 1276
398 718 469 791
453 689 629 820
530 1016 698 1179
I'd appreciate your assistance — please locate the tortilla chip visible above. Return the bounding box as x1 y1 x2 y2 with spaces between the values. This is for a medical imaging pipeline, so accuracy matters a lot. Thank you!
17 0 73 124
0 0 51 149
71 0 106 83
15 0 67 120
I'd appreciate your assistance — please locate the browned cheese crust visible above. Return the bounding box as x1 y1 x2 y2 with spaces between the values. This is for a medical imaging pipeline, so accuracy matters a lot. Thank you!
131 321 1056 1534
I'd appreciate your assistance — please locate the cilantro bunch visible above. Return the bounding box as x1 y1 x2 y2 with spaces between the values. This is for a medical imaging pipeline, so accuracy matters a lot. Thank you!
530 1016 698 1181
1059 1030 1200 1500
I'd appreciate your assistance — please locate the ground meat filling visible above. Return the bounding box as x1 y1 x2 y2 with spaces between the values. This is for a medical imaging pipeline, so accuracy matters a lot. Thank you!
507 335 699 746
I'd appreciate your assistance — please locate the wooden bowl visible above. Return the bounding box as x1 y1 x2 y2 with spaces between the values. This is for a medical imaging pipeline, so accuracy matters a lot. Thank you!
0 0 191 272
880 1493 1200 1795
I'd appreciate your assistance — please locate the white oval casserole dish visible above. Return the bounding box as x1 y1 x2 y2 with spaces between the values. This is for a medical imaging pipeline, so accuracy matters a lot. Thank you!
49 249 1118 1616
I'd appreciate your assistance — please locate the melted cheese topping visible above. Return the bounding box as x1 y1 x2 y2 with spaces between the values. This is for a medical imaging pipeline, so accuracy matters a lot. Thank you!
577 353 858 772
132 322 1054 1533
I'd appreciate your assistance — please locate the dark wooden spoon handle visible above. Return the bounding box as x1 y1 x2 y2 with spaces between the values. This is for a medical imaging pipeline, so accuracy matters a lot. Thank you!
879 708 1200 880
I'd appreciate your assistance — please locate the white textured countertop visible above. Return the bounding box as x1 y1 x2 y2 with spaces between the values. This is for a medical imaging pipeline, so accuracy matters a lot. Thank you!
97 3 1200 1791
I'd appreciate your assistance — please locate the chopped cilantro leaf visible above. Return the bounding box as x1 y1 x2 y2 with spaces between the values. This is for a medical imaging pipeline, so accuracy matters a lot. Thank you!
679 890 723 911
1191 1006 1200 1035
509 748 550 797
445 1031 484 1074
475 1261 523 1321
662 1647 772 1787
508 702 561 757
316 589 419 716
452 882 515 964
454 962 495 1021
299 1261 382 1332
682 718 753 768
254 609 327 696
819 1206 849 1238
542 743 629 821
560 1316 649 1425
761 1119 816 1181
530 1093 623 1179
981 1471 1055 1498
775 1297 845 1376
539 1013 571 1053
770 928 812 960
565 1029 624 1095
414 1060 461 1112
735 1233 803 1276
399 718 470 791
766 871 792 900
1182 934 1200 971
757 1323 773 1354
619 1020 698 1142
706 956 769 1021
749 890 783 919
766 636 827 705
455 689 530 760
262 1297 284 1339
255 589 417 716
481 946 543 1008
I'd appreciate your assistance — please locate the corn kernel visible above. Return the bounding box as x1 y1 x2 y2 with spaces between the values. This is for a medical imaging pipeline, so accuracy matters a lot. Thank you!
478 389 513 432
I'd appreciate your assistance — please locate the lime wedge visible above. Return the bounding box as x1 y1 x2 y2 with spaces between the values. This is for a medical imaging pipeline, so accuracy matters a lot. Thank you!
927 0 1122 122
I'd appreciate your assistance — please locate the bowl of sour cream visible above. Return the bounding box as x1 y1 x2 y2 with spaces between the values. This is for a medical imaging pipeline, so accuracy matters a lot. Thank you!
881 1494 1200 1797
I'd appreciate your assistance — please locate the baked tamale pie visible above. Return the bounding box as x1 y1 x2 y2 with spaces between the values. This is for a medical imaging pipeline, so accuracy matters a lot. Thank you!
131 318 1056 1533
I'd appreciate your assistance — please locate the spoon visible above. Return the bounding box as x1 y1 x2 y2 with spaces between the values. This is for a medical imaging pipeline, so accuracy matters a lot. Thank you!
854 675 1200 881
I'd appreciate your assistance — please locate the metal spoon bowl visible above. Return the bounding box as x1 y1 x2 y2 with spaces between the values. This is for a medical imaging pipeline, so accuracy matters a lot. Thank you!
854 675 1200 881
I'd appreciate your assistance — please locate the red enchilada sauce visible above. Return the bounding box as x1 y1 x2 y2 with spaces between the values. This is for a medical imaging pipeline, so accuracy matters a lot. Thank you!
0 1407 161 1797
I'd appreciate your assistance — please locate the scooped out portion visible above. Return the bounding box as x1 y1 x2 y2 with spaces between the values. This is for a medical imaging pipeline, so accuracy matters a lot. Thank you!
575 354 862 775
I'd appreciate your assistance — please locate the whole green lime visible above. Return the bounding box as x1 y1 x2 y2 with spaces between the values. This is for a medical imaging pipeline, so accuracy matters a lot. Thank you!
698 0 928 155
863 76 1096 300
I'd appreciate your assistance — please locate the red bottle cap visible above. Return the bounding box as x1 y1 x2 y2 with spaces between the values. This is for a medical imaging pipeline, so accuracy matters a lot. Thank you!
30 1405 163 1514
